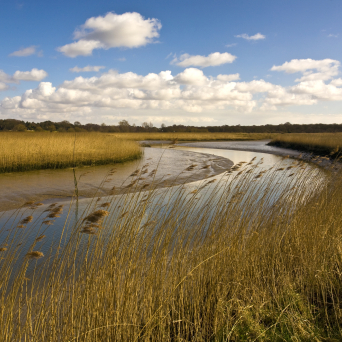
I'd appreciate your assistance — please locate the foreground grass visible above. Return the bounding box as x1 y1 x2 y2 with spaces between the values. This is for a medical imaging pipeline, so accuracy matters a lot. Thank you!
115 132 277 142
0 132 142 173
269 133 342 158
0 157 341 341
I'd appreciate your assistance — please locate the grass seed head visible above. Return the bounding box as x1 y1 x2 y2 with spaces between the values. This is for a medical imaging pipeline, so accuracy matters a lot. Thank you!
83 210 109 223
20 215 33 224
42 220 54 225
35 235 46 242
26 251 44 259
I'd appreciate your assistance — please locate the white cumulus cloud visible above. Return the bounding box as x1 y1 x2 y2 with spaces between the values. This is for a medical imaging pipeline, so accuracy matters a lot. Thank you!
13 69 48 81
57 12 161 57
2 59 342 122
172 52 236 68
70 65 106 72
271 58 340 82
235 33 265 41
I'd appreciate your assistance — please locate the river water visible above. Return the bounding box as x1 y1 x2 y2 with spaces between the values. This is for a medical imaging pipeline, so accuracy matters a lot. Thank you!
0 141 326 280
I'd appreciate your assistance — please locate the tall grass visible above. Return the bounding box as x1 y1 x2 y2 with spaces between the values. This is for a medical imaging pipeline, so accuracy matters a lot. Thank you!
0 157 341 341
269 133 342 157
0 132 142 173
115 132 277 142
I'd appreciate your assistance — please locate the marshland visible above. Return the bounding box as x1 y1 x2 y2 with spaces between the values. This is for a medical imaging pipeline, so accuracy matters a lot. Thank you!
0 131 341 341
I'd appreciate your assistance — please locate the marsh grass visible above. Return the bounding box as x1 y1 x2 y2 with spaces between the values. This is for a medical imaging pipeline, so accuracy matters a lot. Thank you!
115 132 277 142
0 132 142 173
269 133 342 158
0 157 341 341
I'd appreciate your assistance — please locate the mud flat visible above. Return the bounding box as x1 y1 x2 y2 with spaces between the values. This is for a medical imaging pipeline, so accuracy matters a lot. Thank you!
0 147 232 212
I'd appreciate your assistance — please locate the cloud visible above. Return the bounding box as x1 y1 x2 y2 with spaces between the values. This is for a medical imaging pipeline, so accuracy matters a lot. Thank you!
173 68 208 85
172 52 236 68
328 34 338 38
13 69 48 81
70 65 105 72
330 78 342 87
235 80 275 93
9 46 42 57
235 33 265 41
0 82 8 91
216 73 240 82
271 58 340 81
0 70 12 83
2 60 342 121
57 12 161 57
225 43 237 48
0 68 261 116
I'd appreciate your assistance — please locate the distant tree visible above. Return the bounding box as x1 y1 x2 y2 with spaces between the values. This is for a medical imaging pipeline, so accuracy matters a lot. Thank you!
48 124 56 132
118 120 130 132
74 121 81 126
119 120 130 127
13 124 27 132
67 127 75 133
35 126 44 132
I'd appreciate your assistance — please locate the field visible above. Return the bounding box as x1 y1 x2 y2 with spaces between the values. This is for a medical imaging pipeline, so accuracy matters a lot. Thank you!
114 132 277 142
269 133 342 158
0 132 142 173
0 156 341 341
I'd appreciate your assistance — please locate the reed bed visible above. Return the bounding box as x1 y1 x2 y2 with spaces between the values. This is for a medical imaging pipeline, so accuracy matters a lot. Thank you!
115 132 277 142
0 157 341 341
0 132 142 173
269 132 342 157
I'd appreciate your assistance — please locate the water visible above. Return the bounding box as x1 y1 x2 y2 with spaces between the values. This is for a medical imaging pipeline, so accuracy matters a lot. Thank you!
0 144 326 282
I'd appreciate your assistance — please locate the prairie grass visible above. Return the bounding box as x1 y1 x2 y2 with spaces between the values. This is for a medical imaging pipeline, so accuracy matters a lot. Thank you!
269 132 342 157
0 157 341 341
0 132 142 173
115 132 277 142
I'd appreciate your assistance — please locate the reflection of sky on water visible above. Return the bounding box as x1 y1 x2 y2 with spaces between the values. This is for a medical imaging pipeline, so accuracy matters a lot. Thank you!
0 146 326 281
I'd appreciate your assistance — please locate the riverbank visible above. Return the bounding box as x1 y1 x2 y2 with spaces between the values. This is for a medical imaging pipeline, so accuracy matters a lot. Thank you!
0 148 232 211
268 133 342 159
0 132 142 173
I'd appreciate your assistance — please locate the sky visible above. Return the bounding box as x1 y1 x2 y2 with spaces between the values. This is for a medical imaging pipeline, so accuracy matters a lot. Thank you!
0 0 341 126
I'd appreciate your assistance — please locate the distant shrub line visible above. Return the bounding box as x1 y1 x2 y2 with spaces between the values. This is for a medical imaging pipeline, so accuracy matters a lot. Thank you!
2 118 342 134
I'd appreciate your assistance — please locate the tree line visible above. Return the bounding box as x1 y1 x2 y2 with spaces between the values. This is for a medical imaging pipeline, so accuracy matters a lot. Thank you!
1 119 342 134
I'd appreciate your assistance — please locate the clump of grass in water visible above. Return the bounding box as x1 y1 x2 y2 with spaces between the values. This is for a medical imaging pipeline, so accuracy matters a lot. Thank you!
0 158 341 341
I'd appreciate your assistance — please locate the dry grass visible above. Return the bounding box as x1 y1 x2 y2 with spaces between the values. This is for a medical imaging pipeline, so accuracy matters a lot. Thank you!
115 132 277 142
0 132 142 173
269 133 342 157
0 157 342 341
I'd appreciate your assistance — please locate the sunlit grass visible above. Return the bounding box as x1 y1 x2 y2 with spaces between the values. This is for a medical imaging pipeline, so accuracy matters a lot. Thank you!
269 132 342 157
0 132 142 173
115 132 277 142
0 155 341 341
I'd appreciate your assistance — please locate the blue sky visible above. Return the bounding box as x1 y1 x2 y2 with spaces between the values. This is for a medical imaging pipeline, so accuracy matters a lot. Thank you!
0 0 341 126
